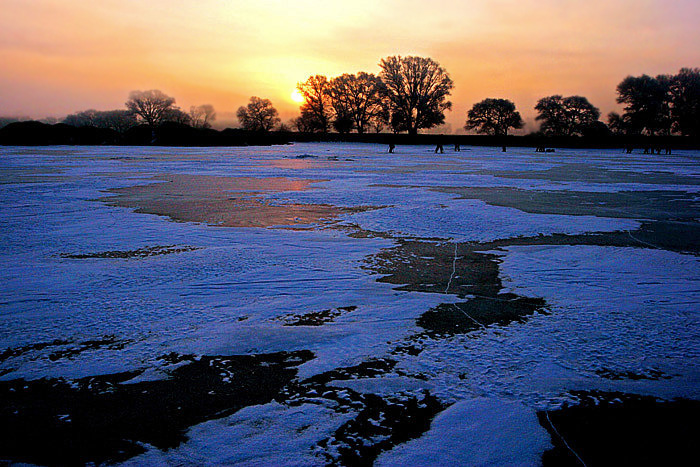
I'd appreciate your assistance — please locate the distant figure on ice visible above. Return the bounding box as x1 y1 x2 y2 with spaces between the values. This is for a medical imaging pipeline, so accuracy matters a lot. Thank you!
435 143 444 154
502 146 507 152
388 143 395 153
454 143 460 152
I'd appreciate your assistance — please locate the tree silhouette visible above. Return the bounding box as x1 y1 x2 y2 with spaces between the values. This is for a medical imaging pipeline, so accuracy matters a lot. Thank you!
535 95 600 137
292 114 314 133
606 112 629 136
332 111 354 134
669 68 700 137
379 56 453 135
125 90 176 127
616 75 672 135
188 105 216 129
297 75 332 133
328 73 387 134
236 96 280 132
162 107 192 125
465 98 523 136
63 109 100 127
95 110 137 133
63 109 137 133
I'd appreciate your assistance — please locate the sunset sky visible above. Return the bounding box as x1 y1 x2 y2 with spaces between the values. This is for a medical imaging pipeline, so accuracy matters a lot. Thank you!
2 0 699 132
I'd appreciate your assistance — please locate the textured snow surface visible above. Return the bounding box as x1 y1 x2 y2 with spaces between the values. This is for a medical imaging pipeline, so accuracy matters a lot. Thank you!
1 143 699 465
123 402 349 466
376 398 551 466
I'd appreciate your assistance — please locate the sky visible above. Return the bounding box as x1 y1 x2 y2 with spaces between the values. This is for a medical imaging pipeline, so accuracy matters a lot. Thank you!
1 0 699 132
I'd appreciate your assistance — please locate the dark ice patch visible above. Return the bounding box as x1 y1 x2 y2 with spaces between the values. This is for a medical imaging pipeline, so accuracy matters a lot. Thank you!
317 391 445 466
366 240 501 297
281 306 357 326
418 295 547 335
47 336 129 361
280 357 444 466
306 358 397 384
486 163 700 186
60 244 200 259
0 339 72 363
595 367 671 381
435 186 700 221
539 391 700 466
0 336 129 366
366 240 547 334
0 350 313 466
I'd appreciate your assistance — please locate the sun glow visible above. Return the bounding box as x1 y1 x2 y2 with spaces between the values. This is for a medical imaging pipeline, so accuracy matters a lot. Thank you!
290 89 304 103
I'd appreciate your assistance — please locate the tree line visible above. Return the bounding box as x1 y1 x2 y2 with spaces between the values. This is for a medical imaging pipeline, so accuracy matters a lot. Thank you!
291 59 698 139
3 56 697 140
56 91 217 134
270 59 699 139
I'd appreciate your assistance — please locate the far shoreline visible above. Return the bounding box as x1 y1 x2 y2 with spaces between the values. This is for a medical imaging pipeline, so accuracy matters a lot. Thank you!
1 120 699 150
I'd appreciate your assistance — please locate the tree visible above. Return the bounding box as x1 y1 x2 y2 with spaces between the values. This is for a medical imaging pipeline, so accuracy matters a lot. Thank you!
379 55 453 135
292 114 315 132
615 75 672 135
63 109 137 133
95 110 137 133
371 101 391 133
464 98 523 136
606 111 629 136
328 72 387 134
669 67 700 137
236 96 280 132
297 75 332 132
63 109 99 127
125 90 176 127
161 107 191 125
535 95 601 137
189 104 217 129
332 111 354 134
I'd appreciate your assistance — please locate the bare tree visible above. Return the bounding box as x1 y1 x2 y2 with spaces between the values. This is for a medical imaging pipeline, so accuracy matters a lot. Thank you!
63 109 99 127
465 98 524 136
606 111 629 136
125 90 176 127
161 107 192 125
189 104 217 129
99 110 138 133
616 75 672 136
535 95 600 137
328 72 387 134
669 68 700 137
297 75 332 132
379 55 454 135
292 114 314 132
236 96 281 132
63 109 137 133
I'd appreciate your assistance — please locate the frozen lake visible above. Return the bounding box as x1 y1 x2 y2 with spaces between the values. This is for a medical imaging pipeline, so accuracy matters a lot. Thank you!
1 143 699 465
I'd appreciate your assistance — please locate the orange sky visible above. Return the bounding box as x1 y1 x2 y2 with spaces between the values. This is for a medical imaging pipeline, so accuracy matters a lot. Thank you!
1 0 699 132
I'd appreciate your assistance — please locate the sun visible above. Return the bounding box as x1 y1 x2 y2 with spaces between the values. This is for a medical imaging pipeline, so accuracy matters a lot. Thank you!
290 89 304 103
